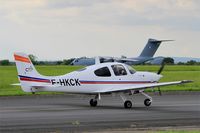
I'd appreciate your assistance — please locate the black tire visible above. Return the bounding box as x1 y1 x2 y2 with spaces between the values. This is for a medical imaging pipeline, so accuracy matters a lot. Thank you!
144 98 151 106
124 100 132 108
90 99 97 107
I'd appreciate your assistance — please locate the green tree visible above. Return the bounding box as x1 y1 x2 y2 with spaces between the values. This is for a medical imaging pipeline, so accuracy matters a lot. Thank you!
177 62 185 65
186 60 197 65
28 54 38 65
62 58 75 65
163 57 174 65
0 60 10 65
56 61 63 65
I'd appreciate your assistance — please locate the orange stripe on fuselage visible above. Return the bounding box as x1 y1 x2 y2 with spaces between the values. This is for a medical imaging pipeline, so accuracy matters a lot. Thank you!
14 54 30 63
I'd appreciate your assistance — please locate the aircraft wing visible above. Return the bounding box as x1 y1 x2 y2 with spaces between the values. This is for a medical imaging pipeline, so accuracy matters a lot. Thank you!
116 58 139 62
113 57 139 62
96 80 192 93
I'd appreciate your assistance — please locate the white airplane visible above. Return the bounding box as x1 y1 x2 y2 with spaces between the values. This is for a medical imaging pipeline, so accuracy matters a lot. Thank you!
14 53 192 108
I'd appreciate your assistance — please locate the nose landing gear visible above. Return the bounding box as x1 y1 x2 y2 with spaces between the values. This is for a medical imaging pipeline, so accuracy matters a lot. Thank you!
144 98 151 106
141 91 152 107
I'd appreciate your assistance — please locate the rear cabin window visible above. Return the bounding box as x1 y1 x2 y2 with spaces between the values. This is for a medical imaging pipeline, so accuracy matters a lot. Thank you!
112 65 127 76
94 67 111 77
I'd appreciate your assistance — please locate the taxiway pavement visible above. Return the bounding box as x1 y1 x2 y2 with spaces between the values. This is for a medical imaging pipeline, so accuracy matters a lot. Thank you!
0 93 200 132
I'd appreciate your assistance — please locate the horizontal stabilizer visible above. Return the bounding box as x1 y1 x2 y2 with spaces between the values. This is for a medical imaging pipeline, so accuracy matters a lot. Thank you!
11 83 21 86
149 39 174 43
116 58 139 62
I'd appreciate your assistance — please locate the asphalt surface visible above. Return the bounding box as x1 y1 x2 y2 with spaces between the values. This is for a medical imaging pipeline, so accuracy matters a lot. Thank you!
0 93 200 133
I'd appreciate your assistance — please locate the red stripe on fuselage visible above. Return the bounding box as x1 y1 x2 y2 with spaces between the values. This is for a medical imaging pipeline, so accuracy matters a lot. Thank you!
20 77 50 83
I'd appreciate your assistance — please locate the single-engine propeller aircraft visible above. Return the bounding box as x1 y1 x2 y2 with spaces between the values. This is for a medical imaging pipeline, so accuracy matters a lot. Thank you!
14 53 192 108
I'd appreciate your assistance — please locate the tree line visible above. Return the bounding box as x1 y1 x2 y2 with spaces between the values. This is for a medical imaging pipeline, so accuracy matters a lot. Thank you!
0 54 75 66
150 57 200 65
0 59 75 66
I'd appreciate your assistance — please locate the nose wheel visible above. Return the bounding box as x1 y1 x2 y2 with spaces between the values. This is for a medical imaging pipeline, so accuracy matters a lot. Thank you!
141 91 152 107
144 98 151 106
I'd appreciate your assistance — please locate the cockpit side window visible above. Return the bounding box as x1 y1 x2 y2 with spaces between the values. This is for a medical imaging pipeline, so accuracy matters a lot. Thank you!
126 65 136 74
111 65 127 76
94 67 111 77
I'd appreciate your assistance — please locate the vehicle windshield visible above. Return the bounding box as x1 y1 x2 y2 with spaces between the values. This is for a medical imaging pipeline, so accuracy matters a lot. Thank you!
126 65 136 74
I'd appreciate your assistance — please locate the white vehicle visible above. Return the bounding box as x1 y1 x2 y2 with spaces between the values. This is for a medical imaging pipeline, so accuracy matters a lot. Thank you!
14 53 192 108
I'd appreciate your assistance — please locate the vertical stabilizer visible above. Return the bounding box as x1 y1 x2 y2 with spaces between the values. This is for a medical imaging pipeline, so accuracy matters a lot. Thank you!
14 53 41 77
139 39 173 57
14 53 49 92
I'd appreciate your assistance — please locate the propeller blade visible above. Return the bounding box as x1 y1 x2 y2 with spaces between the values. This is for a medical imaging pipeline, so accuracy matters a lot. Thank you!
158 87 162 96
157 61 165 75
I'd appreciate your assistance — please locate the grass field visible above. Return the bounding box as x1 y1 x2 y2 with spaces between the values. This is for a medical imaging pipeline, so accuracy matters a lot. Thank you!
0 65 199 96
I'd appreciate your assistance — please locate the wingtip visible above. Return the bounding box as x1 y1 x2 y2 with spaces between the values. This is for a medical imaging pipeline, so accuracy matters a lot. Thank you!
181 80 193 83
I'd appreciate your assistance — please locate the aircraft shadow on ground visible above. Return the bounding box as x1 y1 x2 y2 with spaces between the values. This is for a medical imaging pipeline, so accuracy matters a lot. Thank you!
47 102 198 115
48 102 181 111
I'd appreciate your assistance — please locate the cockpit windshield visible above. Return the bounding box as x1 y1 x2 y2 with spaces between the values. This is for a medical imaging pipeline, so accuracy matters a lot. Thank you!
126 65 136 74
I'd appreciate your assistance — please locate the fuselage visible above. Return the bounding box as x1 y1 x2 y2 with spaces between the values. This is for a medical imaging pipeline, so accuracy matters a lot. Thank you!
24 63 162 94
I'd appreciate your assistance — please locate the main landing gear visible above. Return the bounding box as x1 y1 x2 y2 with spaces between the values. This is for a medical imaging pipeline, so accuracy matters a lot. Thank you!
89 93 101 107
90 99 97 107
124 100 132 108
120 91 153 109
119 93 132 109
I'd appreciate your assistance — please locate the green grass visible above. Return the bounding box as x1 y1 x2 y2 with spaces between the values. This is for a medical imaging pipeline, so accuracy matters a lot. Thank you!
0 65 199 96
135 65 200 91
